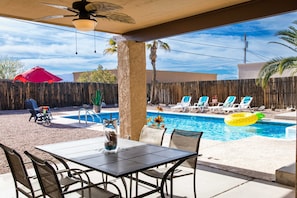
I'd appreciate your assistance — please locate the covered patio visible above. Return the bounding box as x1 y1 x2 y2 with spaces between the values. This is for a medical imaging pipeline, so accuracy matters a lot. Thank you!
0 0 296 140
0 0 296 197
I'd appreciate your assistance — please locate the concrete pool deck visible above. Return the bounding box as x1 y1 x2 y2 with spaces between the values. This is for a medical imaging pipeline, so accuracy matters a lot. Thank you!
0 106 295 197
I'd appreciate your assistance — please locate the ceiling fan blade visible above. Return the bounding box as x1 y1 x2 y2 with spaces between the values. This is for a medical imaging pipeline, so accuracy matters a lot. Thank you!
95 12 135 24
85 2 123 12
35 14 78 21
43 3 79 14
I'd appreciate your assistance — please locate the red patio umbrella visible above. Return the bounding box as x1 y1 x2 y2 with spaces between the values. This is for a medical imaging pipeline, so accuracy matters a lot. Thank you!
13 66 62 83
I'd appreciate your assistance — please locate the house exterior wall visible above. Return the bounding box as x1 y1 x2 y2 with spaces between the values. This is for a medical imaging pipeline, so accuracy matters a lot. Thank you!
73 70 217 83
238 62 296 79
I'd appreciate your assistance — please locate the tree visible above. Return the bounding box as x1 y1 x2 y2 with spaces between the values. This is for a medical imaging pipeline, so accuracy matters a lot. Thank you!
77 65 116 83
103 38 117 55
0 56 24 79
256 21 297 88
103 38 171 104
146 40 170 104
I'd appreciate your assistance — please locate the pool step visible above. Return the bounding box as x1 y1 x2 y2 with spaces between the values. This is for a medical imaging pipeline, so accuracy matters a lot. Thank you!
285 125 296 139
275 163 295 187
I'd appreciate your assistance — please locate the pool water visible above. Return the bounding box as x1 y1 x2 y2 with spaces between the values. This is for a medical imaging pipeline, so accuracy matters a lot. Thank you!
64 111 295 142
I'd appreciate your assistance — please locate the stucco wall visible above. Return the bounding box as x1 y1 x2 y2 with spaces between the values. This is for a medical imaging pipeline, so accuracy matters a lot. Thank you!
238 62 296 79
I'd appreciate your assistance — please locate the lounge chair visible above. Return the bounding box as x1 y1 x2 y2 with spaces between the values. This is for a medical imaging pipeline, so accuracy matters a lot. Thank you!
189 96 209 113
208 96 236 112
171 96 192 112
25 98 52 123
223 96 253 113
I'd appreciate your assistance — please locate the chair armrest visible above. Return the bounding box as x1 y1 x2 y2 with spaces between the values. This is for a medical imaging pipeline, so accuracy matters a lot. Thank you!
232 103 240 108
217 102 224 106
59 170 122 197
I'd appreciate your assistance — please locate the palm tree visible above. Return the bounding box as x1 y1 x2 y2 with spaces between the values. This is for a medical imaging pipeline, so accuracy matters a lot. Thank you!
147 40 170 104
256 21 297 88
103 38 170 104
103 38 117 55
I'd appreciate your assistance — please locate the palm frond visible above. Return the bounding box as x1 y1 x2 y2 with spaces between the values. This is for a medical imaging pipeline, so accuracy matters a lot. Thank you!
278 57 297 73
257 21 297 88
268 22 297 52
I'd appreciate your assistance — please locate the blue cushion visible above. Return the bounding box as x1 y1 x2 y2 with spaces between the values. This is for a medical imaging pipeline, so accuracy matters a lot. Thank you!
183 96 190 102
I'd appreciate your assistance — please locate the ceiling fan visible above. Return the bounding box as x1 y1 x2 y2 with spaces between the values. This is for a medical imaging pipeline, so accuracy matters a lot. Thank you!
40 0 135 31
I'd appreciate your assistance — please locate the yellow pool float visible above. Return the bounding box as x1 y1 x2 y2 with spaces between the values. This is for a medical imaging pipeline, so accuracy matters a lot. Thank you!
224 112 258 127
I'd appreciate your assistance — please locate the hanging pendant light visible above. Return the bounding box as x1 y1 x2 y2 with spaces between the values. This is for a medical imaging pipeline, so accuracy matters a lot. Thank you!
72 18 97 31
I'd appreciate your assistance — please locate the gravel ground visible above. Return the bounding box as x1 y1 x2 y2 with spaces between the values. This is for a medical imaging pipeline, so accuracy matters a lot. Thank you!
0 107 104 174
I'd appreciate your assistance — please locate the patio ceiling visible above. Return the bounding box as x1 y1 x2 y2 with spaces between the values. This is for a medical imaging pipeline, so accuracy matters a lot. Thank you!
0 0 296 42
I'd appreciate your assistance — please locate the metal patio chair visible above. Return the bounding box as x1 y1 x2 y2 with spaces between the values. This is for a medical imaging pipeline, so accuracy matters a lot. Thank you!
141 129 203 198
0 143 42 198
0 143 81 198
139 125 167 146
24 151 122 198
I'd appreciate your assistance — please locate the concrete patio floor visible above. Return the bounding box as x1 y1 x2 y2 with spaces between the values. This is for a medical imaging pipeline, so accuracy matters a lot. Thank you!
0 162 294 198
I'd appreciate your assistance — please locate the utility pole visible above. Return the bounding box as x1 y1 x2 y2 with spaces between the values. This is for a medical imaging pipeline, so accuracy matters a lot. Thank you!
243 33 248 63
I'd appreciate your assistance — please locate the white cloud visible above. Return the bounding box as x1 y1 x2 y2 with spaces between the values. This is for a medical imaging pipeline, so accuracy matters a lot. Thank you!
0 11 296 80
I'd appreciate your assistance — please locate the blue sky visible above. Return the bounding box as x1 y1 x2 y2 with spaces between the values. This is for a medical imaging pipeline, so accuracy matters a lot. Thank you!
0 11 296 81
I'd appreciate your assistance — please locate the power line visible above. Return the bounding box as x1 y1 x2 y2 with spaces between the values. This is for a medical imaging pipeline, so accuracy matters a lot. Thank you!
246 50 270 61
167 38 242 50
171 49 242 61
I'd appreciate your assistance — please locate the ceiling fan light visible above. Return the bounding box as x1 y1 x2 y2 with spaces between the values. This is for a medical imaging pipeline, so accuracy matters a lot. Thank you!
72 18 97 31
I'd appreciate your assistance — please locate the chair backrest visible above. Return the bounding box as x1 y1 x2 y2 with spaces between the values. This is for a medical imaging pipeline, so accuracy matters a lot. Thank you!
181 96 192 106
239 96 253 108
0 143 35 197
197 96 209 107
139 125 166 146
25 98 39 111
25 151 63 198
25 99 34 110
29 99 39 109
169 130 203 169
222 96 236 107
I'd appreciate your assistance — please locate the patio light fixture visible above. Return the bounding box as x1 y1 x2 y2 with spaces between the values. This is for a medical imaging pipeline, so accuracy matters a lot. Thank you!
72 18 97 31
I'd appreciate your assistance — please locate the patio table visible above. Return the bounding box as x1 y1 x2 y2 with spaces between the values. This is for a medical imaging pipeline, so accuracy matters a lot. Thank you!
36 137 197 198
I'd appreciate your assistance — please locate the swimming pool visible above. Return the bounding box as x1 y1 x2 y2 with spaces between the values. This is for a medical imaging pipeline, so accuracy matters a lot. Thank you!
64 111 296 141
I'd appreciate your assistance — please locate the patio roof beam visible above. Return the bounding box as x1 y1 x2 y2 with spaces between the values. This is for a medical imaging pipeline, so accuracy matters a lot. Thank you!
123 0 297 42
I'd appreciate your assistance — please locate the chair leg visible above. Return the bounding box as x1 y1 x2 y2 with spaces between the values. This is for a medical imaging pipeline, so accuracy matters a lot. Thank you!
193 170 197 198
15 189 19 198
170 178 173 197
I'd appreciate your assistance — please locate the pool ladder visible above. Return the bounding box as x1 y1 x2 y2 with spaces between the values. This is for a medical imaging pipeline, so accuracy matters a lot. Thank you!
78 108 102 125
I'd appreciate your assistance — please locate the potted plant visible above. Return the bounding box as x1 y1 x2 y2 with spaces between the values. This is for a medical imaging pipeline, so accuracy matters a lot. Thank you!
147 106 165 129
91 90 102 113
211 95 218 105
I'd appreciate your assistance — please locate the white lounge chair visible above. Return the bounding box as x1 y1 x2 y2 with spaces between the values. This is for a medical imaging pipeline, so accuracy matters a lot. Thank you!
171 95 192 112
208 96 236 113
223 96 253 113
189 96 209 112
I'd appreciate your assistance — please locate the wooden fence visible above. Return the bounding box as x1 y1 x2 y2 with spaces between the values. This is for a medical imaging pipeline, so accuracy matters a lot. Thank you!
154 77 297 109
0 77 296 110
0 80 118 110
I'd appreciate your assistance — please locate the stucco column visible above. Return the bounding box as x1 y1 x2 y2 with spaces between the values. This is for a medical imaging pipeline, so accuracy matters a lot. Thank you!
117 40 147 140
